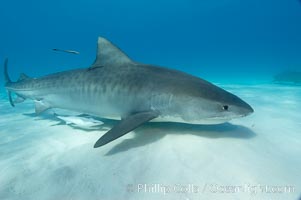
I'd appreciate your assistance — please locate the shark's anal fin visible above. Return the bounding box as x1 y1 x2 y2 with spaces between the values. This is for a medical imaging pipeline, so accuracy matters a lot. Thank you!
94 111 159 148
35 100 50 115
14 96 26 104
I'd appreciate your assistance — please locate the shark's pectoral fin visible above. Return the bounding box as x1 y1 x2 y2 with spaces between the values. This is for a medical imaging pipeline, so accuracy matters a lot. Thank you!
35 100 51 115
94 111 159 148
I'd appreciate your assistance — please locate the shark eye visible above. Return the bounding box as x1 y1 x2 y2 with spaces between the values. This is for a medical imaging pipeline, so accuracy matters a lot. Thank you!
222 105 229 111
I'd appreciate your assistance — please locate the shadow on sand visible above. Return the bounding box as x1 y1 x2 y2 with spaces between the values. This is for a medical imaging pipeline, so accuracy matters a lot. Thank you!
22 112 256 156
104 121 256 156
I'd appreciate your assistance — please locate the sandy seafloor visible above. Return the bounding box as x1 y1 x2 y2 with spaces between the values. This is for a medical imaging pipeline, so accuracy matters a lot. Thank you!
0 83 300 200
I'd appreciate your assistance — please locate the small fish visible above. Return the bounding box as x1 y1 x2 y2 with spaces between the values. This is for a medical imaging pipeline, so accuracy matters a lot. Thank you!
52 48 80 55
273 71 301 85
56 115 104 130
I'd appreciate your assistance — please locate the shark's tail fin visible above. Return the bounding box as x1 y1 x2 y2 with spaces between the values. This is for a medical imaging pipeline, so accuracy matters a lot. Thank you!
4 58 11 85
4 59 27 107
4 58 15 107
4 59 30 107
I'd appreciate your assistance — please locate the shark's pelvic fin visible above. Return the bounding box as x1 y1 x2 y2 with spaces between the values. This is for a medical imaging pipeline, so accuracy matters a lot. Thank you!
35 101 51 115
94 111 159 148
91 37 133 68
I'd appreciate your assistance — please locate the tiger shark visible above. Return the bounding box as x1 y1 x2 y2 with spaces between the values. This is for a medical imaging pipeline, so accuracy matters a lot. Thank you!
4 37 253 148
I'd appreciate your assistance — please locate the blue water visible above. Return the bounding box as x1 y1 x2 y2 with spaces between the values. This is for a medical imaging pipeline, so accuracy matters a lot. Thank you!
1 0 301 83
1 1 301 200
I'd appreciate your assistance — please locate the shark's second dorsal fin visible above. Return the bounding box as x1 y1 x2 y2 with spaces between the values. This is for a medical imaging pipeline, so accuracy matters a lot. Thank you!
18 73 31 81
91 37 132 68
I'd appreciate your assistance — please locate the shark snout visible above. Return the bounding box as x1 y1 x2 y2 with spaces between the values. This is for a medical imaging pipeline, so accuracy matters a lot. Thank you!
235 100 254 117
242 105 254 116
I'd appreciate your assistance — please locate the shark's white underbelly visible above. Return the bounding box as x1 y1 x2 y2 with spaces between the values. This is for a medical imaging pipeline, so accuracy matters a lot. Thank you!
37 87 151 119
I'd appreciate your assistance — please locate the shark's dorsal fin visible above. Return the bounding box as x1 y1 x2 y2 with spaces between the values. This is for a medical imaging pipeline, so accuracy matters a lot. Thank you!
18 73 31 81
91 37 132 68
